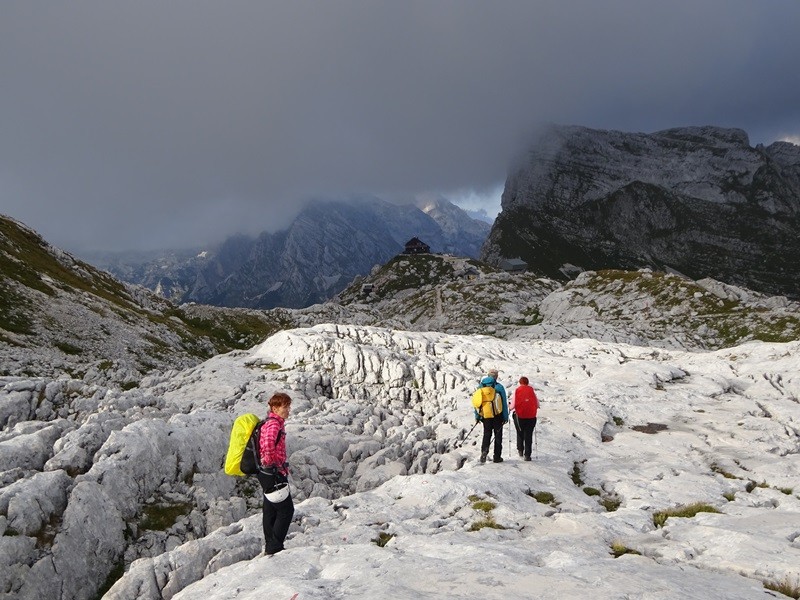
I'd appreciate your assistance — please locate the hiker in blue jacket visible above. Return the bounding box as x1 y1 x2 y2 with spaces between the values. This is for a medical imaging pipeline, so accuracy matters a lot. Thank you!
477 368 509 463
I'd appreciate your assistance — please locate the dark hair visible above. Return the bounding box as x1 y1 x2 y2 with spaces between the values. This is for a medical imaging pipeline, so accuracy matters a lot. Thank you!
519 376 529 385
268 392 292 410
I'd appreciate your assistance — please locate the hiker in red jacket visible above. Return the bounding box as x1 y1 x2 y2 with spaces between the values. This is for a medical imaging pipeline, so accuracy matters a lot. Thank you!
256 392 294 555
510 376 539 461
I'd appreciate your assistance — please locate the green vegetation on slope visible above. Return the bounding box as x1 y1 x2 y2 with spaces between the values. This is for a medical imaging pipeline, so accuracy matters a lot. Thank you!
580 269 800 347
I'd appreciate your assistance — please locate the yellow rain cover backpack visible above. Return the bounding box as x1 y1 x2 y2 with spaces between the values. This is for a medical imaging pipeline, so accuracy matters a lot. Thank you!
224 413 262 476
471 384 502 419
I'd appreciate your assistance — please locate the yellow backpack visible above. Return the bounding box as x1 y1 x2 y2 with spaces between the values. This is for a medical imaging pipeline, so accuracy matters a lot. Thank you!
224 413 261 476
471 385 502 419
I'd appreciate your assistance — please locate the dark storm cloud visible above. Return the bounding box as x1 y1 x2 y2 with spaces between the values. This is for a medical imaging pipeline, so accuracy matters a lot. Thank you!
2 1 799 252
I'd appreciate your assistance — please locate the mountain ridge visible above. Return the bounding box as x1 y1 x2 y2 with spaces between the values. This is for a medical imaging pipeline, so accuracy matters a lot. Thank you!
86 197 491 309
483 124 800 299
0 214 284 381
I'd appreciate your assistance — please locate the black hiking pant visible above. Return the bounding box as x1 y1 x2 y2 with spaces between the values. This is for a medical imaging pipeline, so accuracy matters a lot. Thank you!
481 416 504 460
257 470 294 554
513 413 538 458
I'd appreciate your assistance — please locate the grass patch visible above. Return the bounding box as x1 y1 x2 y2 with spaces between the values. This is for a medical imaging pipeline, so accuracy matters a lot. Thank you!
631 423 668 434
33 513 62 548
55 341 83 356
723 491 736 502
527 490 557 506
610 541 641 558
600 496 622 512
139 502 192 531
763 575 800 599
467 493 505 531
468 517 506 532
0 283 34 334
92 559 126 600
471 500 497 512
0 215 149 313
373 532 395 547
571 461 585 486
579 484 621 511
652 503 722 528
711 463 739 479
612 416 624 426
577 269 800 349
171 307 294 355
778 487 794 495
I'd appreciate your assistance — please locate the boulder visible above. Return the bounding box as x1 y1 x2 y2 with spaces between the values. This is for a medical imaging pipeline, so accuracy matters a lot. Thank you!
0 470 72 536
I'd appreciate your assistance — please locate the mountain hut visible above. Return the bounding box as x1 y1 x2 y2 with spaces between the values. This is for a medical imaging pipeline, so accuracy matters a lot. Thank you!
500 257 528 272
403 237 431 255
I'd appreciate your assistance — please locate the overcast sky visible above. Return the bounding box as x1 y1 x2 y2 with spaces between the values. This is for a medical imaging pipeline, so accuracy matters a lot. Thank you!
2 1 799 254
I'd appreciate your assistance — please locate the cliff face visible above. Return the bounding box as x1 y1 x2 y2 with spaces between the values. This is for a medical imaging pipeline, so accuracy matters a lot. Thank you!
482 125 800 298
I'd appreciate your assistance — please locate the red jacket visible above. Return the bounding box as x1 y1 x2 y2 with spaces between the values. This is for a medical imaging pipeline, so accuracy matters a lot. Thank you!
511 385 539 419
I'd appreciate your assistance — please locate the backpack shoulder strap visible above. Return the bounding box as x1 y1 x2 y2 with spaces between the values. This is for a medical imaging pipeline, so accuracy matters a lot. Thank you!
246 419 265 470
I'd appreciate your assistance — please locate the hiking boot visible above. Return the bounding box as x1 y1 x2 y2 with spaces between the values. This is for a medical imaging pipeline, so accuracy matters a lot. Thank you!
524 456 532 462
518 449 524 457
480 452 487 463
493 457 504 463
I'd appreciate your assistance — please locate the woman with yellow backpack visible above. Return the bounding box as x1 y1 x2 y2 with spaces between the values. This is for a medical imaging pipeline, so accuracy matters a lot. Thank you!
256 392 294 556
471 368 508 463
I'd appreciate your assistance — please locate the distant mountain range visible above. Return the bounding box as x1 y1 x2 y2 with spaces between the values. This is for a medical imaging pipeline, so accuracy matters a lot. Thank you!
5 209 798 383
482 124 800 299
86 197 491 309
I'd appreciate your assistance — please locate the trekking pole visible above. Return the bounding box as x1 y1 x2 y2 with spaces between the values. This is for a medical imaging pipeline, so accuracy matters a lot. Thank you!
534 425 538 460
455 420 479 449
507 418 511 458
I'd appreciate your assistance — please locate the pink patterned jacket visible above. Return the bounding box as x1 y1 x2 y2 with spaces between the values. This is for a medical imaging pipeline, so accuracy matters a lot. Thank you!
258 412 288 476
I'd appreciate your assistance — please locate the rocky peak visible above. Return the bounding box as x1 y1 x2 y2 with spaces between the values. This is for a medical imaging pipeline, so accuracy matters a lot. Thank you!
484 124 800 299
653 125 751 147
415 197 491 243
